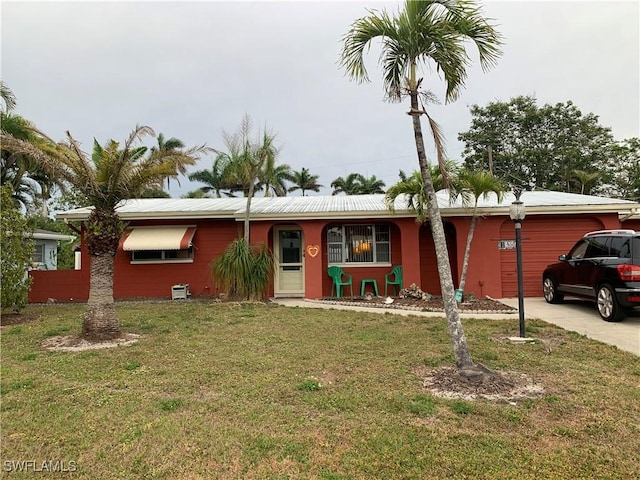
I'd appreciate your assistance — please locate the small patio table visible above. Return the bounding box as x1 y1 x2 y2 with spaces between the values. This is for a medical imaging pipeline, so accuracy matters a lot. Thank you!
360 279 379 297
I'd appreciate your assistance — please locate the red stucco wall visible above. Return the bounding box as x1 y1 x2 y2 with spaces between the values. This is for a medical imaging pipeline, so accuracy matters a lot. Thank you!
622 218 640 231
113 219 241 299
28 210 634 304
28 269 90 303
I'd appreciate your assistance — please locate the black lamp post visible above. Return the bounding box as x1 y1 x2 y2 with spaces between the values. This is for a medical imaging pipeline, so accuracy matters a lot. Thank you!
509 195 526 337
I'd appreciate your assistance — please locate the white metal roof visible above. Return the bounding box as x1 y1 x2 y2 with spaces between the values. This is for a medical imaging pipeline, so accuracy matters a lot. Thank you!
56 191 639 222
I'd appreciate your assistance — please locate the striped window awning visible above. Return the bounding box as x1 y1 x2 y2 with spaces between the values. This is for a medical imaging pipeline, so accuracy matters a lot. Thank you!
122 226 196 251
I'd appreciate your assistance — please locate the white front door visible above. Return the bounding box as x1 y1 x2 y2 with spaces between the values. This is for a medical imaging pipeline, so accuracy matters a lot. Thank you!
274 228 304 297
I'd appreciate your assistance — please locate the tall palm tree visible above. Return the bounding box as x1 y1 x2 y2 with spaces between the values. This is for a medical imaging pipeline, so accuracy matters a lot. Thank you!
456 169 507 293
341 0 502 371
331 172 365 195
358 174 386 194
1 125 206 340
288 168 323 196
151 133 187 189
216 115 279 241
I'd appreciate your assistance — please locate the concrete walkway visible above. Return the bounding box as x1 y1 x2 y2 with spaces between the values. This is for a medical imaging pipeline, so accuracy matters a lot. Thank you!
272 297 640 356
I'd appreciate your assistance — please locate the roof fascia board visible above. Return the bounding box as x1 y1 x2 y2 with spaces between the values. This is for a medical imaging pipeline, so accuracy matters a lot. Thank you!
57 211 238 222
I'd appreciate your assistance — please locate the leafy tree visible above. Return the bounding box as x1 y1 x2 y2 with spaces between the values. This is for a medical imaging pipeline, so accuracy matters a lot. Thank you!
459 96 614 192
341 0 502 371
27 215 78 270
1 125 206 340
596 138 640 201
181 189 213 199
331 173 365 195
456 170 507 293
288 167 323 196
48 188 90 214
1 184 34 311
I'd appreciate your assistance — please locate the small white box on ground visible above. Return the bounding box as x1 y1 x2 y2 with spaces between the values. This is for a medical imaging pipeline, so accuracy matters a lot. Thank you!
171 284 189 300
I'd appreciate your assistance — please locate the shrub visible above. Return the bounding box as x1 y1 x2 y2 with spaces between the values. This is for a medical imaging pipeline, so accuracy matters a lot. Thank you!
1 185 34 311
210 238 274 301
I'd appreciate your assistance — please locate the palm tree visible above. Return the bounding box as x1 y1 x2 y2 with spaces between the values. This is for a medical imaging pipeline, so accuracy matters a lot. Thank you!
1 125 206 340
341 0 502 371
216 115 279 241
288 167 323 196
1 80 17 112
571 169 600 195
188 156 233 198
258 154 293 197
331 173 365 195
151 133 187 189
456 169 507 293
358 174 386 194
385 162 459 222
1 84 58 214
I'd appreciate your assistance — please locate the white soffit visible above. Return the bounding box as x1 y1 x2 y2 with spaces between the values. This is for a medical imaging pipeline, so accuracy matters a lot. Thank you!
122 226 196 251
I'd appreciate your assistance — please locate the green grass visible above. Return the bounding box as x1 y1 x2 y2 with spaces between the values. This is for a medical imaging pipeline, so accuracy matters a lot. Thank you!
1 302 639 479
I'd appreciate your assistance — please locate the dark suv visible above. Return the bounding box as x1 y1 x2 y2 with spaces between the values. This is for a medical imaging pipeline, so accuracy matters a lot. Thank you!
542 230 640 322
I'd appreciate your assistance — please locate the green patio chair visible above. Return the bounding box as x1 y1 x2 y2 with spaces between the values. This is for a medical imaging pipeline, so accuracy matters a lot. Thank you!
328 266 353 298
385 265 403 296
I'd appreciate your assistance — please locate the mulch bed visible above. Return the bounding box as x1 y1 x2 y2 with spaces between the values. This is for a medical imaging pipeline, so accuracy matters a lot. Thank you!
317 293 516 313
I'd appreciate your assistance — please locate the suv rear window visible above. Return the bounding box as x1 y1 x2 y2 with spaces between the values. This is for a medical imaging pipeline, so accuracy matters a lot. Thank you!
609 236 628 258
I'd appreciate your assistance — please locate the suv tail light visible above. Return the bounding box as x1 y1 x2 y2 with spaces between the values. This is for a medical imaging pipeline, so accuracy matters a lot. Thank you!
617 264 640 281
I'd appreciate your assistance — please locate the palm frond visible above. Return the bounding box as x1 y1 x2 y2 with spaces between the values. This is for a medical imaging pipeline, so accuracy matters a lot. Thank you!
0 81 17 112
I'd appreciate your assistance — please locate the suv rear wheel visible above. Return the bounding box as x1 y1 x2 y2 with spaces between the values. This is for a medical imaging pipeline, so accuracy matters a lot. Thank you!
543 276 564 304
596 284 626 322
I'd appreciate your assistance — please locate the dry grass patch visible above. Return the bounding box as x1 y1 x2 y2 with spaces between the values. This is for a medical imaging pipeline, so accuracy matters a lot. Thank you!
1 302 639 479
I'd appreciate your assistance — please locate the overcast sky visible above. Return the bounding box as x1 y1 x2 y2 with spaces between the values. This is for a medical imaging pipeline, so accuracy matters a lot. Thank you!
2 0 639 197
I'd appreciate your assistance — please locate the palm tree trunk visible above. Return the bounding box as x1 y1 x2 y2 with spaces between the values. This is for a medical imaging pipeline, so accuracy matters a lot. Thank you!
243 180 255 242
82 253 120 340
458 214 477 293
409 92 474 369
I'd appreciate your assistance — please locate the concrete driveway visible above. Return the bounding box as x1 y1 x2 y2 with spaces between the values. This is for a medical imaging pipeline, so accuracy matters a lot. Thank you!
500 297 640 356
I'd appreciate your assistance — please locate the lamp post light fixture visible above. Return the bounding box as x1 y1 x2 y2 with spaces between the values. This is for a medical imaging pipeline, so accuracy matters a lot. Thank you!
509 196 526 338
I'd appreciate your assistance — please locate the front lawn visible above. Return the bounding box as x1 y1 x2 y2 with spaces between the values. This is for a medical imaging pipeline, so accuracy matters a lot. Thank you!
1 302 639 479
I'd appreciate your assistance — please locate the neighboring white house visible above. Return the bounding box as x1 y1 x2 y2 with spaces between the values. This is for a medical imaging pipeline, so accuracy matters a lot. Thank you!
31 229 76 270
